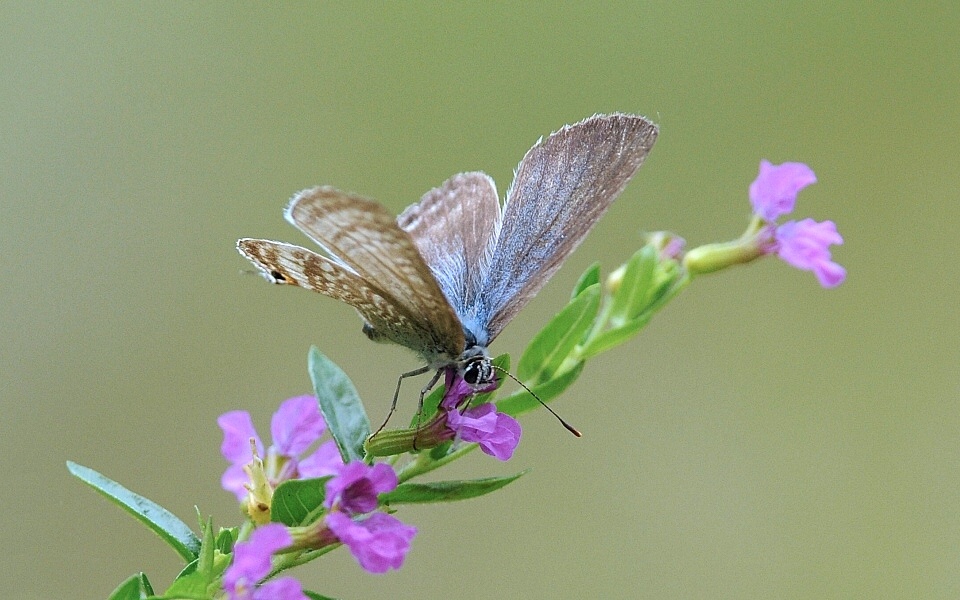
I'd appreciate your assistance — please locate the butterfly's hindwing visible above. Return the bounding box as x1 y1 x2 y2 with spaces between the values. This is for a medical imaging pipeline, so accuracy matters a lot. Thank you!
398 172 501 333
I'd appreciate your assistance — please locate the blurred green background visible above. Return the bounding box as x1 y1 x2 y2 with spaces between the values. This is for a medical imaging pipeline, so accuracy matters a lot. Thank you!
3 2 958 598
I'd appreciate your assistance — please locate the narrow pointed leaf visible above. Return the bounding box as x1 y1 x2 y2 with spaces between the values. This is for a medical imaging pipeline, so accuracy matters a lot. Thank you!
164 561 213 599
308 347 371 463
165 517 219 598
108 573 153 600
305 592 340 600
517 285 600 382
624 248 658 319
271 476 332 526
67 461 200 562
381 471 527 504
608 247 656 326
173 558 198 583
215 528 236 555
196 517 215 580
428 440 454 460
409 383 446 427
581 313 654 359
572 262 601 299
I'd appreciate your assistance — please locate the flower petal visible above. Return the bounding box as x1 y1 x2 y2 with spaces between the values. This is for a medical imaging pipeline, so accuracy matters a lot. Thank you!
253 577 308 600
219 411 262 465
297 439 343 479
270 395 326 456
447 403 522 461
326 511 417 574
324 461 398 514
439 374 474 410
221 462 251 502
749 160 817 222
224 524 292 597
775 218 846 288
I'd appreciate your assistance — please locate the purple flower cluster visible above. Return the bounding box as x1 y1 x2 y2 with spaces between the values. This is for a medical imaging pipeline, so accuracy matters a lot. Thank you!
749 160 846 288
219 397 417 575
218 395 342 501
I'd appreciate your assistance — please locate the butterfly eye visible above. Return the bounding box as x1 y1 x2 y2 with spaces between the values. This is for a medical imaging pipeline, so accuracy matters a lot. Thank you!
462 362 481 385
463 358 492 386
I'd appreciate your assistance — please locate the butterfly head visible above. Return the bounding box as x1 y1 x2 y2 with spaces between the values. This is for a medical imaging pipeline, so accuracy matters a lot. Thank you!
457 345 495 389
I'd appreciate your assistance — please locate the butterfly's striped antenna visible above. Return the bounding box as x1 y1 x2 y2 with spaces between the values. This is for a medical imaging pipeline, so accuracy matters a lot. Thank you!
491 365 582 437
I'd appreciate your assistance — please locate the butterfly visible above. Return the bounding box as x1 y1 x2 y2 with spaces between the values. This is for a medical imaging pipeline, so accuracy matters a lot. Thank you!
238 113 658 422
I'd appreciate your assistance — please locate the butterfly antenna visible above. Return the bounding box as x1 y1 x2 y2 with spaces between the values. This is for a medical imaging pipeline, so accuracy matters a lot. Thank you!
491 365 582 437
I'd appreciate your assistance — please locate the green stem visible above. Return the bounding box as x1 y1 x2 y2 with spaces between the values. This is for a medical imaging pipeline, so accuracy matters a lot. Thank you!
396 442 479 483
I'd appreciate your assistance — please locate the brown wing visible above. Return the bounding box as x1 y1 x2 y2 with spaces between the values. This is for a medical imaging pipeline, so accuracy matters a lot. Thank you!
239 187 465 361
476 113 659 342
397 172 500 332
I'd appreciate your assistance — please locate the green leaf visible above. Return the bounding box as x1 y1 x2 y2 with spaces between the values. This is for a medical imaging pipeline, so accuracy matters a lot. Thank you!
382 471 527 504
308 347 371 463
271 476 332 526
409 381 446 427
108 573 154 600
67 461 200 562
173 558 198 583
196 517 215 581
572 262 601 299
428 440 454 460
305 591 340 600
608 246 656 326
517 285 600 383
163 560 208 599
215 528 236 555
164 517 219 598
580 312 654 360
496 361 585 417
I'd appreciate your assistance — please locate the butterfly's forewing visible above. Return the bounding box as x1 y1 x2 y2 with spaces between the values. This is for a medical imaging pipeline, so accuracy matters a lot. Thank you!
240 187 465 361
237 239 402 341
397 172 501 329
476 114 659 342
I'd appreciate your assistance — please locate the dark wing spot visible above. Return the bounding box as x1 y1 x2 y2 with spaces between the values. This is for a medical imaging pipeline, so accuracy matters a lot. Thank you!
270 270 287 282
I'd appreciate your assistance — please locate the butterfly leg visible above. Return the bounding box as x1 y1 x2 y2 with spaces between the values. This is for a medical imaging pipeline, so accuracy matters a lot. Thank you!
372 364 432 437
411 368 444 450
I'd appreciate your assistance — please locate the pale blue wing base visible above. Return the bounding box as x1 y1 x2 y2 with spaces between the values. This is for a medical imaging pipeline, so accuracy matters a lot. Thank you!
397 172 501 343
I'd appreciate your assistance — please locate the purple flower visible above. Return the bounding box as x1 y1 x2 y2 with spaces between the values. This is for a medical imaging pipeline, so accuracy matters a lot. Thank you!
446 402 522 461
749 160 817 222
322 461 417 573
219 396 343 501
223 524 307 600
439 372 475 411
324 461 398 514
326 512 417 574
439 371 522 460
749 160 845 288
774 218 846 288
